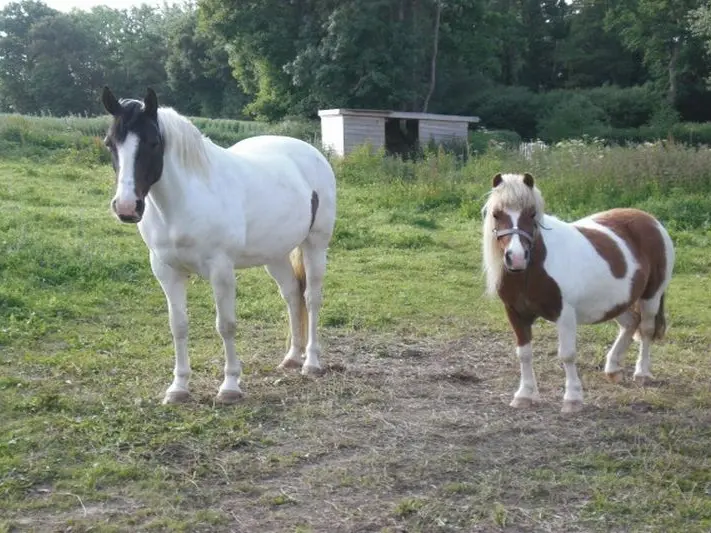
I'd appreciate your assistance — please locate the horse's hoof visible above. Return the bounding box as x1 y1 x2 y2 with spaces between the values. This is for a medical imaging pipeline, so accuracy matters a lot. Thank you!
301 365 324 377
162 390 190 405
510 397 535 409
633 374 652 386
216 389 244 405
561 400 584 414
605 371 624 384
278 358 302 370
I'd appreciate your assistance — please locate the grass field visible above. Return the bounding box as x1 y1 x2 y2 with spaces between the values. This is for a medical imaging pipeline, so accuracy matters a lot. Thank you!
1 122 711 532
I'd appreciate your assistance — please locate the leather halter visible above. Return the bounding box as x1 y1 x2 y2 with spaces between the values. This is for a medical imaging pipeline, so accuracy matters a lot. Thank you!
493 227 534 243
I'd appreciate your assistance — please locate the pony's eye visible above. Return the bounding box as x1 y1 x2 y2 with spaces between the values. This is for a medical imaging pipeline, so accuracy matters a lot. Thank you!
492 212 500 220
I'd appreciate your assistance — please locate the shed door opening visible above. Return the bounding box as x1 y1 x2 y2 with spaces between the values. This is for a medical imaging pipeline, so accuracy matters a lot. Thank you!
385 118 419 157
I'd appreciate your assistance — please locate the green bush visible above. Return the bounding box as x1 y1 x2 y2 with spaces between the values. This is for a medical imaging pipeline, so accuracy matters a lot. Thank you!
471 86 542 139
583 85 659 128
537 93 608 142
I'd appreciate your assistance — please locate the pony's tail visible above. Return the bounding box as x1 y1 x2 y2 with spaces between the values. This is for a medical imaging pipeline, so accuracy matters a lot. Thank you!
289 247 309 348
652 292 667 341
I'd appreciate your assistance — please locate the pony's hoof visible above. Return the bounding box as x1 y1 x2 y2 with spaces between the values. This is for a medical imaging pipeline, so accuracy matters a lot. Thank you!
633 374 652 386
162 390 190 405
510 397 536 409
561 400 584 414
605 371 624 384
216 389 244 405
301 365 324 377
278 358 302 370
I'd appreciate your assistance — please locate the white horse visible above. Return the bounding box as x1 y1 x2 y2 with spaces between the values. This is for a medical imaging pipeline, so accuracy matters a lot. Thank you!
482 173 675 413
101 86 336 404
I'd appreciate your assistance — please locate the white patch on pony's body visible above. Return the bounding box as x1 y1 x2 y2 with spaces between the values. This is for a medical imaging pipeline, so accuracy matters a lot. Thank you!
113 132 140 218
540 215 640 324
482 173 545 295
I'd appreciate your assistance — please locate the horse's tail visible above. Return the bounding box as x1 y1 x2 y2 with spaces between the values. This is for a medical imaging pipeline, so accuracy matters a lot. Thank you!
652 292 667 341
289 247 309 347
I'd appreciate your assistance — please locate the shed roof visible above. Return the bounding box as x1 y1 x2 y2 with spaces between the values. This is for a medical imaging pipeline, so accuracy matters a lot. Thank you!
317 108 480 123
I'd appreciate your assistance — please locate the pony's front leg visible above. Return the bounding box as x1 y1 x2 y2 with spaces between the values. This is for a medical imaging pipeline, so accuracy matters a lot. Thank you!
210 263 243 404
151 254 191 404
504 306 540 408
557 304 583 413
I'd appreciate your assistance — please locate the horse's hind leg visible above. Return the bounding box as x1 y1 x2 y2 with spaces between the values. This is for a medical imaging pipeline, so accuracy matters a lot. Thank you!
151 253 191 404
265 256 306 371
300 240 328 376
633 295 663 385
604 309 640 384
210 261 243 404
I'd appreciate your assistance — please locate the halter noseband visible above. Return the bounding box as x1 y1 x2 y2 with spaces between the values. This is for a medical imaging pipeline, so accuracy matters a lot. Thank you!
493 227 535 244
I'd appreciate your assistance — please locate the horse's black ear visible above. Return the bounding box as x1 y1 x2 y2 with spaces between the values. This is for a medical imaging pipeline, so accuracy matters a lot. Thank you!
523 173 535 188
102 86 121 116
144 87 158 119
492 173 503 188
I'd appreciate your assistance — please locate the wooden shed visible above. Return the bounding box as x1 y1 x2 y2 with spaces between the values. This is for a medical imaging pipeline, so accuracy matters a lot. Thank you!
317 108 480 157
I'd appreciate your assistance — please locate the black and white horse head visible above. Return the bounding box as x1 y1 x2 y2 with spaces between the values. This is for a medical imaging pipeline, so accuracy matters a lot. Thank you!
102 86 164 223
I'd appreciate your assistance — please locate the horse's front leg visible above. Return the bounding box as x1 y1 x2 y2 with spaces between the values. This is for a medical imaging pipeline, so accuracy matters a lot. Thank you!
505 306 539 408
556 304 583 413
210 262 243 404
151 253 191 404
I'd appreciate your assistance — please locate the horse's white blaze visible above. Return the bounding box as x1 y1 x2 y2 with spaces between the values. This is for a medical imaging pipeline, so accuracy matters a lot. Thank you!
503 209 528 269
112 133 140 218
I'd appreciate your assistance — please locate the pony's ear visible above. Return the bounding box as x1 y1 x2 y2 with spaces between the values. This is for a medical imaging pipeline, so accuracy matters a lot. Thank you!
143 87 158 119
492 173 503 188
102 86 121 116
523 173 535 188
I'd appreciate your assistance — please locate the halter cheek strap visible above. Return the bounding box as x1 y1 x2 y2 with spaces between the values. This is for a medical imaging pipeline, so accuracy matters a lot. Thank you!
493 227 535 243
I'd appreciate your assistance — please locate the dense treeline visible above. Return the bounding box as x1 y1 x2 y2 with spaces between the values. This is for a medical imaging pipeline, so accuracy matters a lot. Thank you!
4 0 711 141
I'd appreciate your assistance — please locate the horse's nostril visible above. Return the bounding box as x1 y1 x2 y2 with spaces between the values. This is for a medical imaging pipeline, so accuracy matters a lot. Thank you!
504 250 512 263
135 198 145 215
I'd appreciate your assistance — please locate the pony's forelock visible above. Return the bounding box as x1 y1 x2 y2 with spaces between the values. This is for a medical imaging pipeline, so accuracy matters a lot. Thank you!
481 173 545 296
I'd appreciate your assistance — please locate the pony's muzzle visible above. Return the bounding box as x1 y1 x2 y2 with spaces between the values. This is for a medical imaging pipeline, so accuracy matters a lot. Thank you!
505 248 530 271
112 197 144 223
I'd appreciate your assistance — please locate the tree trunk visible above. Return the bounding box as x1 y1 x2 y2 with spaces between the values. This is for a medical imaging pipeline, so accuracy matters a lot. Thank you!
423 1 441 112
667 38 680 106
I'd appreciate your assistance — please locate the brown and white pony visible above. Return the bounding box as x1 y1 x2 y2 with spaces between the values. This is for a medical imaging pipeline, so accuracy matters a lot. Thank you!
482 173 675 413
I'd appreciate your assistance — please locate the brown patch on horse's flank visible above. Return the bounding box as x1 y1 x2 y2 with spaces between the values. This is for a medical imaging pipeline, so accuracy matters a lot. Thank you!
592 208 667 299
310 191 319 229
576 226 627 278
593 269 646 324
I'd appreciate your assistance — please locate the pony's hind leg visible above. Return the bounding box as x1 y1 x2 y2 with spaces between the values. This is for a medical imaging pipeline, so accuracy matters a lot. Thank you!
210 261 243 404
604 309 640 383
633 295 663 385
265 255 306 371
151 253 191 404
300 241 328 376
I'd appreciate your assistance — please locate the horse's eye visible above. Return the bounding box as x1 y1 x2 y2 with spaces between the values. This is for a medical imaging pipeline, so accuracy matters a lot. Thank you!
492 212 500 220
531 211 537 218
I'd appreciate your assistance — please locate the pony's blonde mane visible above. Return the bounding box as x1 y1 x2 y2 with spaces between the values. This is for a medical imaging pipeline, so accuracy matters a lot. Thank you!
157 107 212 178
481 173 546 296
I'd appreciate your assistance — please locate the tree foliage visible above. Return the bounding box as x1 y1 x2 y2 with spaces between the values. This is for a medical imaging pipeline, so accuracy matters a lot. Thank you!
1 0 711 137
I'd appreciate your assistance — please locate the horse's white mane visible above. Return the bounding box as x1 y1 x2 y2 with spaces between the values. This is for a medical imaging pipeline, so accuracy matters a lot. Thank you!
481 173 545 296
157 107 212 179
